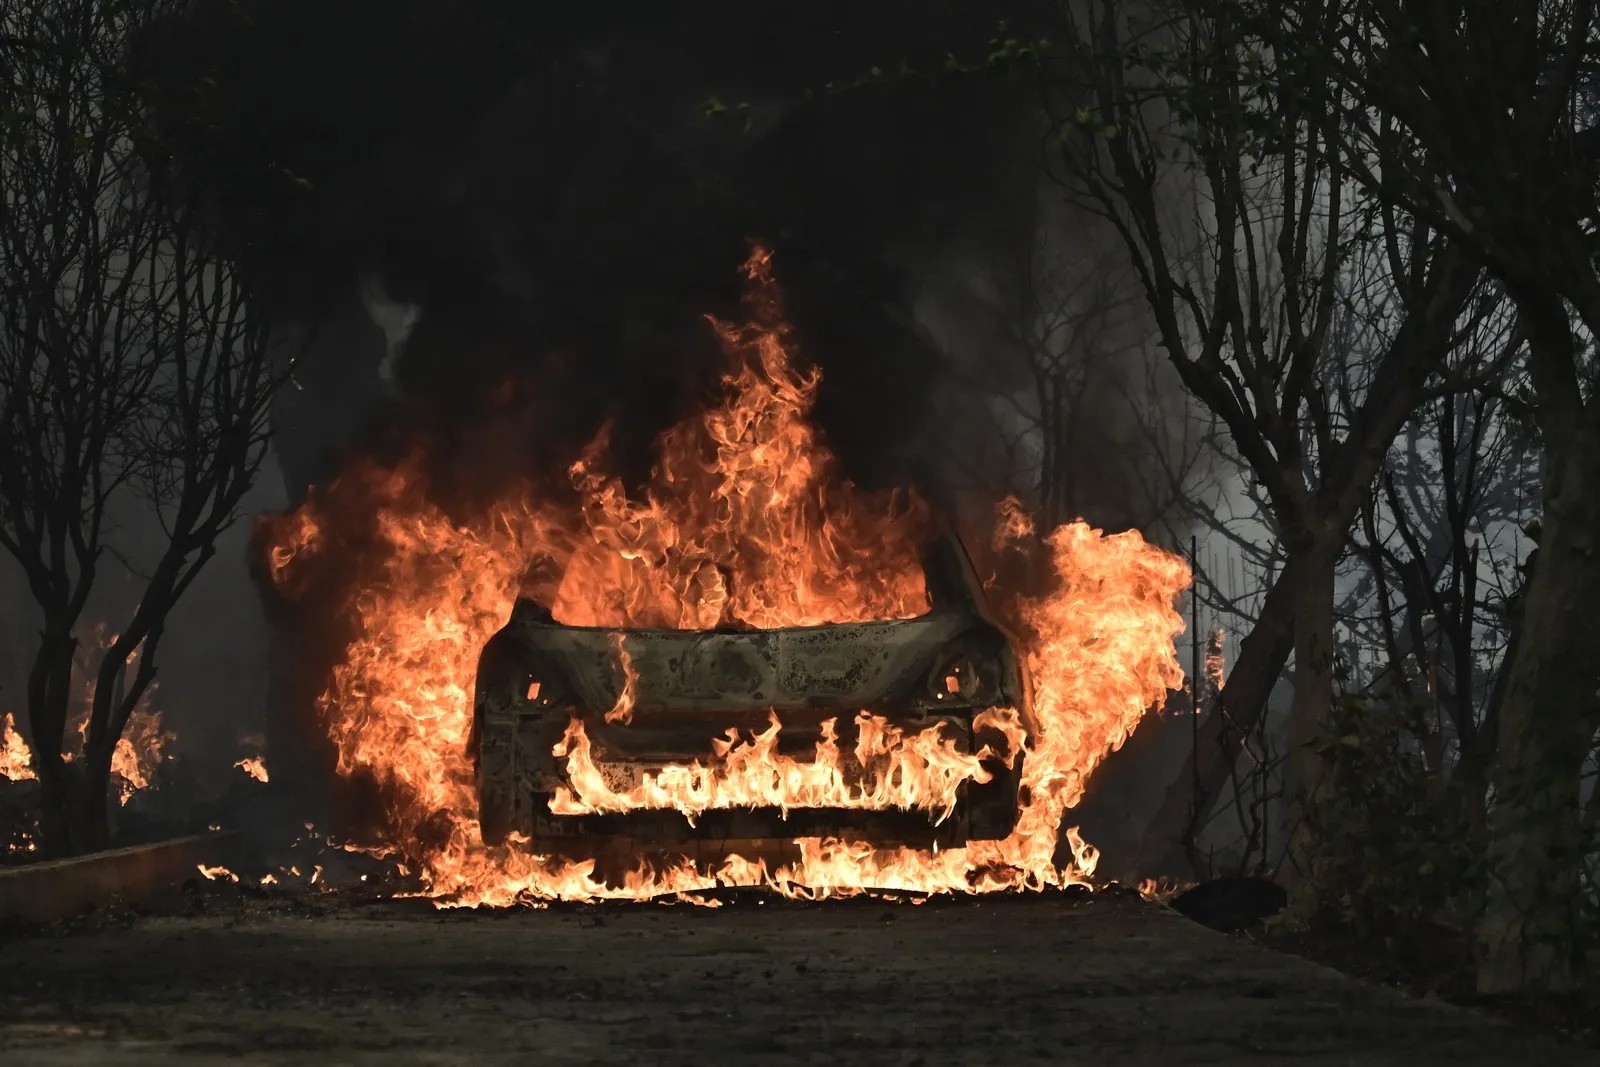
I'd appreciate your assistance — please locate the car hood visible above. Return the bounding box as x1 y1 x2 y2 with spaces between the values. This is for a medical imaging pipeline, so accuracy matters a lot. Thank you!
477 526 1025 714
495 609 1019 713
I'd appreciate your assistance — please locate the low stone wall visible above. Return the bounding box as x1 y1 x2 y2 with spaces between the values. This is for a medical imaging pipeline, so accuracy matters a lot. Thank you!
0 831 241 923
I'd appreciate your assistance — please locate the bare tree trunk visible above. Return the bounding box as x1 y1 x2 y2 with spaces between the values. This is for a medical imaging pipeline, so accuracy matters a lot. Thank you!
1451 618 1513 836
24 621 129 855
1284 537 1340 901
68 762 110 852
26 626 81 854
1138 555 1297 874
1477 298 1600 994
1477 504 1600 992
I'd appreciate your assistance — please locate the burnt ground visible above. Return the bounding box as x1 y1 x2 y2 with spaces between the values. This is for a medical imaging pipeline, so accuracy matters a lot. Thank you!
0 889 1594 1066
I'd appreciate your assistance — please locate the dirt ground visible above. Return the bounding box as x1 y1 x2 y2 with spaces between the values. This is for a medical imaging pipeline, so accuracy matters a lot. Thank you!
0 889 1592 1066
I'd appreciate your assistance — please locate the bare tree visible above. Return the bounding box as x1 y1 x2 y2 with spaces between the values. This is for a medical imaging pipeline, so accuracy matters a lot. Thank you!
922 189 1205 536
1346 359 1535 831
1018 0 1498 895
1267 0 1600 996
0 0 285 851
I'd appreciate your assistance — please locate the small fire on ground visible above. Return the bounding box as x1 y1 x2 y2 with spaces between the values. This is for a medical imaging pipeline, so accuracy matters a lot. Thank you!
199 862 323 887
261 248 1193 906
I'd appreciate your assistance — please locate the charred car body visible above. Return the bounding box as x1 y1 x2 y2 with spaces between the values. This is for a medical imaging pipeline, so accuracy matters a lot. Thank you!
471 530 1028 858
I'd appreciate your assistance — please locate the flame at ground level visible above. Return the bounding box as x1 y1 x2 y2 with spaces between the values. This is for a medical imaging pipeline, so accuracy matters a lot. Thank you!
262 248 1191 905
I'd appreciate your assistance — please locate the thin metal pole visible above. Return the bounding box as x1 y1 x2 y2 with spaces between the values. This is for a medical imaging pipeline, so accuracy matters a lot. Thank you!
1190 536 1202 816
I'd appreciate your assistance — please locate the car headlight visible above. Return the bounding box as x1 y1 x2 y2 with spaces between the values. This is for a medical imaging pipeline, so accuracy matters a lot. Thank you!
518 662 571 709
928 648 988 704
478 636 574 712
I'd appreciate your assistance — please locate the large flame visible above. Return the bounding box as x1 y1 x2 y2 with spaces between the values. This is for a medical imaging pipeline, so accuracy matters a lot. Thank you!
547 709 1023 826
553 251 928 631
262 248 1191 904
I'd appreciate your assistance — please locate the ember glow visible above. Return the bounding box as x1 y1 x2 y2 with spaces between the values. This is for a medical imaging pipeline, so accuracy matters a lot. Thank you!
262 248 1191 905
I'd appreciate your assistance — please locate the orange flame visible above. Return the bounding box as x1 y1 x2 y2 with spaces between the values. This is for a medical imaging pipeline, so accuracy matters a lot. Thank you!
548 710 1018 826
262 248 1191 904
105 709 172 801
72 627 172 805
1137 877 1184 902
0 713 34 782
551 249 928 631
1205 628 1227 693
235 755 270 783
1 628 171 803
600 634 637 726
993 496 1036 548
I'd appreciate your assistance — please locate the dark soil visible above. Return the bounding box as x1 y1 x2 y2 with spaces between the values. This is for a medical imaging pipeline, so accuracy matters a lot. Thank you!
1256 919 1600 1050
1 886 1595 1065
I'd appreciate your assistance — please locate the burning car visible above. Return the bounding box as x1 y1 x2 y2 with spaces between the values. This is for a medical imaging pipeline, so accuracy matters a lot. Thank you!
259 248 1190 902
471 527 1029 859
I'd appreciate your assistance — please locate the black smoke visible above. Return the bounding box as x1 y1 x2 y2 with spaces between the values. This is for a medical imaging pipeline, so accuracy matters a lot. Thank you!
153 1 1067 504
136 2 1206 838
